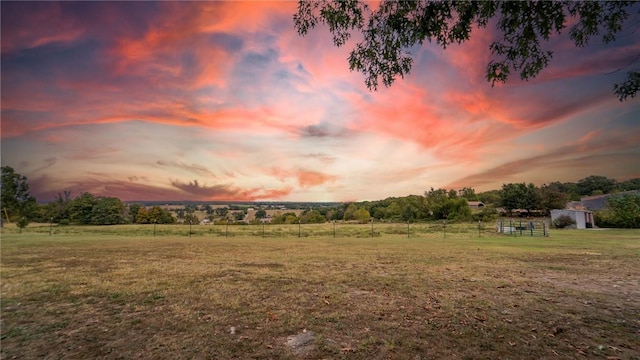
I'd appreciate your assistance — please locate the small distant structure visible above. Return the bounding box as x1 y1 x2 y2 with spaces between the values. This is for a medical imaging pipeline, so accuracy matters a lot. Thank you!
550 209 594 229
468 201 485 209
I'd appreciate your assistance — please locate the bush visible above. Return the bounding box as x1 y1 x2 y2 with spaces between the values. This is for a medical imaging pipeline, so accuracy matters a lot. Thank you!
553 215 576 229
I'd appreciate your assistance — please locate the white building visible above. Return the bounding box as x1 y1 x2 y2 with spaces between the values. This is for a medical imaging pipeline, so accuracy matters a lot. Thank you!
550 209 595 229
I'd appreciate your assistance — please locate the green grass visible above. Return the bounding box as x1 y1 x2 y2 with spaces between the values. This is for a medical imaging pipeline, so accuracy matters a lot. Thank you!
1 226 639 359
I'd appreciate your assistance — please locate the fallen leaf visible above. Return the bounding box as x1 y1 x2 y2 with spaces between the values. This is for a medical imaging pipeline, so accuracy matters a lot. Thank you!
473 315 486 322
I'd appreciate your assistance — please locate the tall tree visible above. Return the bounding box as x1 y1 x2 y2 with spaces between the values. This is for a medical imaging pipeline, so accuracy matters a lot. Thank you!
294 0 639 100
343 203 359 221
577 175 617 196
424 188 450 219
423 187 470 220
184 212 200 225
538 184 569 215
148 206 175 224
500 183 540 216
69 193 98 225
91 197 125 225
619 178 640 191
129 203 142 223
1 166 37 222
459 187 479 201
478 189 501 205
136 207 150 224
45 191 73 223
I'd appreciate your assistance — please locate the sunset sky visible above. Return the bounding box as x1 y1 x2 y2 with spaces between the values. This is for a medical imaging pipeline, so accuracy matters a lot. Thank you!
2 1 639 202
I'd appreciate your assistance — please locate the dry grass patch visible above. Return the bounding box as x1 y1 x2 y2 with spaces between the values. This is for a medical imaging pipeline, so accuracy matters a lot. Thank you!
1 229 639 359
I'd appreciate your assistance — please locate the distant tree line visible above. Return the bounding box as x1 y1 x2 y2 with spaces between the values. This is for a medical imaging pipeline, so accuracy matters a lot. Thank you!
1 166 178 227
34 192 177 226
2 166 639 229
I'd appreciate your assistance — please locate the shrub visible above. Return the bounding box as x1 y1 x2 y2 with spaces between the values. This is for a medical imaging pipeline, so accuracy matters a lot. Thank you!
553 215 576 229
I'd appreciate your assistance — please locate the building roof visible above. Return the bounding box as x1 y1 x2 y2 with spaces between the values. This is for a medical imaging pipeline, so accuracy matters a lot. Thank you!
572 190 640 211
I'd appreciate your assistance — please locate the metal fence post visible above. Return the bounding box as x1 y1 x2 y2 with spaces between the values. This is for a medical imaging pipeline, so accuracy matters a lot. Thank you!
333 220 336 238
519 220 522 236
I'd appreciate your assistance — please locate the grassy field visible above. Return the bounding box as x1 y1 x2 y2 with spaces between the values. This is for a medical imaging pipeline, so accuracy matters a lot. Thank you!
1 225 639 359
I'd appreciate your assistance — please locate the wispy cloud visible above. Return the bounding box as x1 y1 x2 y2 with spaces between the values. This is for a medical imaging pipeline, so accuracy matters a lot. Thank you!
157 160 215 177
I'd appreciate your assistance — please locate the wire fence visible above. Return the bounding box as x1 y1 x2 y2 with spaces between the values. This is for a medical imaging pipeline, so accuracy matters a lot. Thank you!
3 219 550 239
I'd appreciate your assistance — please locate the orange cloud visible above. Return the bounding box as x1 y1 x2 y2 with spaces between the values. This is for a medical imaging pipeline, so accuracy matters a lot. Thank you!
295 169 338 187
268 167 337 188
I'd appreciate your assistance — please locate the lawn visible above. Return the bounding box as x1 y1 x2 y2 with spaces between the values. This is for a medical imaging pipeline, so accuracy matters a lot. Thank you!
1 226 639 359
